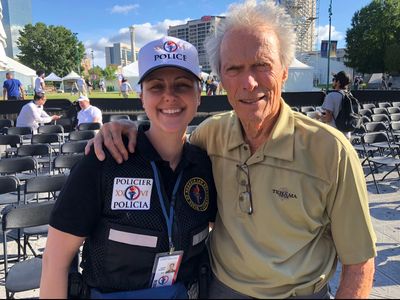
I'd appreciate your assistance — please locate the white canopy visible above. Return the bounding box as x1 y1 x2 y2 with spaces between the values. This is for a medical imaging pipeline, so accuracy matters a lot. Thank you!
62 70 81 80
284 58 315 92
200 71 210 81
368 73 383 84
44 72 62 81
122 61 139 78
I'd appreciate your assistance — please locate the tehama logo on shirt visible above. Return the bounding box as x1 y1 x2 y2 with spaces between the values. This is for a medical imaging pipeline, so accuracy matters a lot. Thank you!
112 177 153 210
272 188 297 200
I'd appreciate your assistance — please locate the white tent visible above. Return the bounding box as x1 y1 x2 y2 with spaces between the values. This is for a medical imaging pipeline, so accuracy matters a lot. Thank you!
0 56 36 90
284 58 314 92
368 73 383 84
62 71 81 81
44 72 62 81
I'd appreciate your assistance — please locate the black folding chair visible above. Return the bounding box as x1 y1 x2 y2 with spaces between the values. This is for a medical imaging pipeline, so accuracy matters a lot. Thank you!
378 102 391 109
0 176 21 206
388 107 400 115
362 103 376 110
77 122 101 131
392 102 400 108
0 134 22 158
69 130 96 141
61 140 87 154
17 144 52 173
1 201 55 299
0 119 14 134
362 132 400 193
31 133 62 154
300 106 315 114
371 114 391 124
372 108 389 116
0 157 37 181
359 109 372 118
391 113 400 122
109 115 130 122
53 153 84 174
38 124 65 143
22 174 68 257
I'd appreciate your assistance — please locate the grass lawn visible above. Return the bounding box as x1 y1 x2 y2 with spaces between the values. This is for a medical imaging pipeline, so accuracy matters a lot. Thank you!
24 90 140 101
26 90 215 101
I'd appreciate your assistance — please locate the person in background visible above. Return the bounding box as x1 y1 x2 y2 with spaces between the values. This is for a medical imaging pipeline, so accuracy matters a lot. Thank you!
34 70 46 95
76 95 103 126
16 92 60 132
99 79 106 93
3 71 24 100
40 36 216 299
120 78 134 99
76 76 88 96
87 1 376 298
319 71 352 139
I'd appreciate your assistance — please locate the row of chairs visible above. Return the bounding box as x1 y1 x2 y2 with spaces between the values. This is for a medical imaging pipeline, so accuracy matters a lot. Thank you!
0 174 65 298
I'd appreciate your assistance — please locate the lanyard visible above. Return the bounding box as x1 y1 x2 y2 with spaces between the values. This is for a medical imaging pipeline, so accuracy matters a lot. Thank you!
150 161 183 254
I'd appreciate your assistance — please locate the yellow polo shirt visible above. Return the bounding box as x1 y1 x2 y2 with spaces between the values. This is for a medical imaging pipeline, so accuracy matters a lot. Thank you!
190 100 376 299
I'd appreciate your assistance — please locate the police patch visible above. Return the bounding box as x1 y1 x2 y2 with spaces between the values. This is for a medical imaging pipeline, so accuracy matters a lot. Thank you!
111 177 153 210
184 177 209 211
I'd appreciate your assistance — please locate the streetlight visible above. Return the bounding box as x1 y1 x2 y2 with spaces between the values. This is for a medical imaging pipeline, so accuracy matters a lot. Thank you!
73 32 81 74
326 0 333 91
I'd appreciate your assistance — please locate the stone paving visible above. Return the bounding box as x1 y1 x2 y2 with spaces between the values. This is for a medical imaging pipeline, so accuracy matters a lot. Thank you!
0 164 399 298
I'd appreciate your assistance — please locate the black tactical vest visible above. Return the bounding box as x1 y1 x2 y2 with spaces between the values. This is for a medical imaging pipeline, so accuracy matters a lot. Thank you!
80 139 214 293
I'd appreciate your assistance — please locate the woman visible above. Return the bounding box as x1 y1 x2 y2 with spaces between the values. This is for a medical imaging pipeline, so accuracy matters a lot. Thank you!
40 36 217 299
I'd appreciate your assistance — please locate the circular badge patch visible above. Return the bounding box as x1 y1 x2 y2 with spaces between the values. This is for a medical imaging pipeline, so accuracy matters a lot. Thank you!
125 185 141 201
184 177 209 211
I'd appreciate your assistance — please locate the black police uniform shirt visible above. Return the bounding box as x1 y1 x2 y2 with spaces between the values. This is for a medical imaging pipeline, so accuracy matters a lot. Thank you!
50 125 217 293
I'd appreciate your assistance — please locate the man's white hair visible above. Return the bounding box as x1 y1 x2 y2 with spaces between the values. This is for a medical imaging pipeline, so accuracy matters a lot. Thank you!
205 0 296 77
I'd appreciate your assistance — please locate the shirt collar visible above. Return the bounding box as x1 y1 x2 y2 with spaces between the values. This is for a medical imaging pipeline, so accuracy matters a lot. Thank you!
136 125 194 168
227 98 295 161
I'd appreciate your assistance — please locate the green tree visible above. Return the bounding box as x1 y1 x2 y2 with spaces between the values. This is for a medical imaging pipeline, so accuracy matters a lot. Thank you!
103 65 117 81
17 23 85 76
345 0 400 74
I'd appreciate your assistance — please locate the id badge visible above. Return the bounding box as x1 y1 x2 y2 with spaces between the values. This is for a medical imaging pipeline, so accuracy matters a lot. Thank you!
150 250 184 288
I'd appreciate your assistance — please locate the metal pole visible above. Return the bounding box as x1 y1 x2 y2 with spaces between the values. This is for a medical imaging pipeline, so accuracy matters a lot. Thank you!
326 0 332 91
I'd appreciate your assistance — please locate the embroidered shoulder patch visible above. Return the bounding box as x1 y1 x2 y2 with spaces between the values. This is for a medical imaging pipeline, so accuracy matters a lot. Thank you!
184 177 209 211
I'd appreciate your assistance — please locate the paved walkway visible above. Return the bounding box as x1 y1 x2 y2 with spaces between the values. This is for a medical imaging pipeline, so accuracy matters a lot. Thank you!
0 166 399 298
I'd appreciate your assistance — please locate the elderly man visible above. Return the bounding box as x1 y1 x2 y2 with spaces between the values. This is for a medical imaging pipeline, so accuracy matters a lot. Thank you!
16 92 60 132
76 95 102 126
86 1 376 298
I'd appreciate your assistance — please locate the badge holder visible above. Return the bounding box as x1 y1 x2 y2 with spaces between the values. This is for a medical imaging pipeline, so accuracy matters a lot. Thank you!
150 250 184 288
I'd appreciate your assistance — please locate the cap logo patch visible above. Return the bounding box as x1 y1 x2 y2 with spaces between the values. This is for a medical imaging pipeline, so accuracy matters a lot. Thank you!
163 41 178 52
184 177 209 211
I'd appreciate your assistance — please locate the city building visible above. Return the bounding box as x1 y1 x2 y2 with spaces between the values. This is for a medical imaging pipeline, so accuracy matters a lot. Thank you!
105 42 138 67
168 1 317 73
1 0 32 58
283 0 318 54
168 16 225 73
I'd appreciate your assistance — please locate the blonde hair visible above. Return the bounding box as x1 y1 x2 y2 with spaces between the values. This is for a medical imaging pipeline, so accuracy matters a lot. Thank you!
205 0 296 76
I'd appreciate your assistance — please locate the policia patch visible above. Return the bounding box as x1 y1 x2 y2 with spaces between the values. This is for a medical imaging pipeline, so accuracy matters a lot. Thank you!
184 177 209 211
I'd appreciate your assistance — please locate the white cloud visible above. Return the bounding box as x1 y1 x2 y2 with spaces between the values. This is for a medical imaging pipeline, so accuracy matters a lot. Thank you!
316 25 344 46
110 4 139 14
84 18 190 68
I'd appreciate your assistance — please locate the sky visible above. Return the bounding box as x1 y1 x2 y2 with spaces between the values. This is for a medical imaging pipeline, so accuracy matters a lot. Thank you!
32 0 372 68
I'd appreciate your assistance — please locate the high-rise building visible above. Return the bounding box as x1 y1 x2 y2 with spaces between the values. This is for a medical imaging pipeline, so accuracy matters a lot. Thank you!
168 16 225 73
283 0 318 53
168 1 317 72
105 42 138 67
1 0 32 58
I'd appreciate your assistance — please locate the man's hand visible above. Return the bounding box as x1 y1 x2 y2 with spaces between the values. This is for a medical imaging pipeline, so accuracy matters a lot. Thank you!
52 115 61 121
85 119 138 163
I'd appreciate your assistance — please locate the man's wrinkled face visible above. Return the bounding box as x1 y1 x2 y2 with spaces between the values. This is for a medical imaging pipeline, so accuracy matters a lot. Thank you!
219 26 288 134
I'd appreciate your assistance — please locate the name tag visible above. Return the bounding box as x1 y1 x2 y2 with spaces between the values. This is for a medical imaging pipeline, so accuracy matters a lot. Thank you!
111 177 153 210
150 251 184 288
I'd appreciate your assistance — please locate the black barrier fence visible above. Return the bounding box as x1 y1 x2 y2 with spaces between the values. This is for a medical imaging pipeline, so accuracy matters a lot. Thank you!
1 90 400 122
